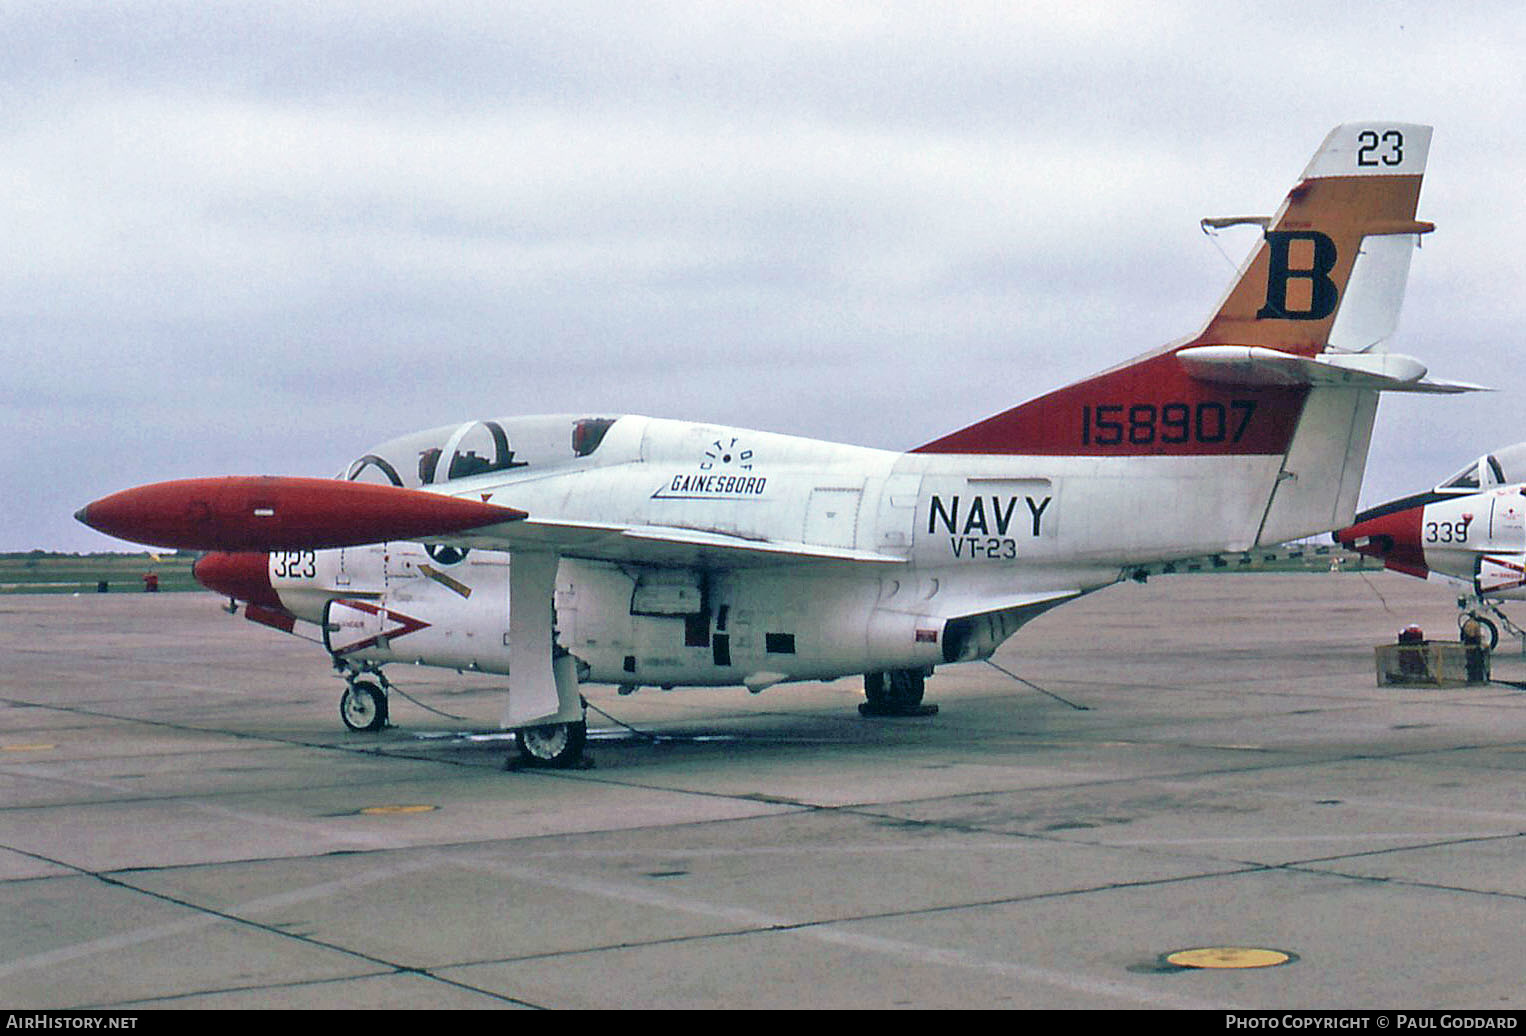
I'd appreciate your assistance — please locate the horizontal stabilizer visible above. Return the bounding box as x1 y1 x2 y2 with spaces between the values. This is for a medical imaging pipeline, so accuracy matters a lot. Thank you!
1176 346 1487 394
938 588 1083 624
937 588 1083 663
76 476 526 551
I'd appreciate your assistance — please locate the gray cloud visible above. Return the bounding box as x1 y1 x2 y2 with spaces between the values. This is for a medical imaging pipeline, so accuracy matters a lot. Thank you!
6 1 1525 549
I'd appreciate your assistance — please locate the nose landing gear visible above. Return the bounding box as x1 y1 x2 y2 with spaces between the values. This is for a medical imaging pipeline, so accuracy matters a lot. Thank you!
1458 595 1518 653
336 662 393 732
340 679 389 731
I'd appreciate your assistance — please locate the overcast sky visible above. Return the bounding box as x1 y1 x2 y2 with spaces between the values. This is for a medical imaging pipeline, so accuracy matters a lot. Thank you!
7 1 1525 552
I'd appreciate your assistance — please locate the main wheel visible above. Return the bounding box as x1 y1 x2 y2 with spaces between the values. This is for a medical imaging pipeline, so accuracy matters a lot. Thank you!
340 680 389 732
515 720 587 768
886 670 925 711
863 670 926 713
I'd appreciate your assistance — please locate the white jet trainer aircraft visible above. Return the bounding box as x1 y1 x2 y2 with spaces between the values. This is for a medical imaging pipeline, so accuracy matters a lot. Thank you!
78 122 1478 767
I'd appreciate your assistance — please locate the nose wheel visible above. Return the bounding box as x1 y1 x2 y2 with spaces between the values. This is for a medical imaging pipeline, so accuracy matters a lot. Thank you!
1457 595 1516 652
1459 612 1500 652
340 678 389 732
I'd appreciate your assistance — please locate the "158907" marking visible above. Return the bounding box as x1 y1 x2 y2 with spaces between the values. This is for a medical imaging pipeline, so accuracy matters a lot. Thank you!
1081 400 1258 446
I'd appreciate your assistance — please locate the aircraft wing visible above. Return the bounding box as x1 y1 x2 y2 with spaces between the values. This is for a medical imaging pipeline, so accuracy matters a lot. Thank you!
451 515 910 569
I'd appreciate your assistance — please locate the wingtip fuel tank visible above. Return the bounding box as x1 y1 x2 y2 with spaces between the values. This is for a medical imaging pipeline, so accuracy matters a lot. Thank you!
76 475 526 552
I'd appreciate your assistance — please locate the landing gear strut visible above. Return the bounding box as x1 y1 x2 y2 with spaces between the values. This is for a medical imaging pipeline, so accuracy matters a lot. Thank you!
859 670 939 717
1458 595 1517 652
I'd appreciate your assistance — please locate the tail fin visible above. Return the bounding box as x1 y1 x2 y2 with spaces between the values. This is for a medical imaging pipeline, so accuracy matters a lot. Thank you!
1195 122 1433 352
915 122 1437 461
913 123 1472 548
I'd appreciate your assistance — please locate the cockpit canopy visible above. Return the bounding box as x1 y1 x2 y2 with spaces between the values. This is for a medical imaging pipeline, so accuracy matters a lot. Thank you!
343 415 621 489
1436 443 1526 492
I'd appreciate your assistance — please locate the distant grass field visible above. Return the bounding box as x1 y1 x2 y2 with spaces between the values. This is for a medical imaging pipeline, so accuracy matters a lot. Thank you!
0 552 202 594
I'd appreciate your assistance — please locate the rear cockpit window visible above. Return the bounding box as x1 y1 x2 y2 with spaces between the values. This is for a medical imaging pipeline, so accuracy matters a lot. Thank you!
1437 444 1526 493
572 417 617 457
1489 443 1526 486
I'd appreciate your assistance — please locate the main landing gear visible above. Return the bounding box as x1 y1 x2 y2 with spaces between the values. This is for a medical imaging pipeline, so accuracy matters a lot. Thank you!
508 646 593 770
859 670 939 717
513 716 590 769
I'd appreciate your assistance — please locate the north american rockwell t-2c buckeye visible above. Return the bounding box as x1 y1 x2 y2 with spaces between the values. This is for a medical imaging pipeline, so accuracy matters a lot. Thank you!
78 122 1481 768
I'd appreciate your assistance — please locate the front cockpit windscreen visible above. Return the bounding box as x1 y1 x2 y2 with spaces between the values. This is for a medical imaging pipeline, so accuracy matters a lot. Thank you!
1436 443 1526 493
342 415 622 489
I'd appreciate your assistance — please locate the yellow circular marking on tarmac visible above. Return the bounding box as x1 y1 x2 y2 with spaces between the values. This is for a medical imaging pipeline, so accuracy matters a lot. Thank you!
1167 947 1291 969
359 805 438 816
2 743 56 752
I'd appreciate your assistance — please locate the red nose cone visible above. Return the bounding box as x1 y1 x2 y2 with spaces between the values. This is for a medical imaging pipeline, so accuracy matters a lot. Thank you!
1336 504 1428 579
193 551 282 609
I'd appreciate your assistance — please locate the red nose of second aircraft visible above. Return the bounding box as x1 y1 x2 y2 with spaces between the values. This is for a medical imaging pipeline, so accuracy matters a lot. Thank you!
193 551 282 609
1335 503 1429 578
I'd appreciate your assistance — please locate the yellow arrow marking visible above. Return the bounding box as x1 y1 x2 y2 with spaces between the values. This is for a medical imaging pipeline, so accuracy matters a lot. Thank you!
418 564 472 598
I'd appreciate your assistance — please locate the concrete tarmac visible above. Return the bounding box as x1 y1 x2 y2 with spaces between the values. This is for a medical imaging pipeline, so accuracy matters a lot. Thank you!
1 573 1523 1010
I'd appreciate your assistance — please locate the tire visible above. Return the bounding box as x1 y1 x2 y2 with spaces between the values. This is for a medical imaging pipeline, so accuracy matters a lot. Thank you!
886 670 925 711
1463 614 1500 652
516 720 587 768
1481 617 1500 652
340 680 389 732
863 670 925 713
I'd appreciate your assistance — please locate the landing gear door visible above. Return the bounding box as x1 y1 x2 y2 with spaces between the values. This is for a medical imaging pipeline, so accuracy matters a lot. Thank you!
324 599 386 658
1476 554 1526 596
505 552 581 728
